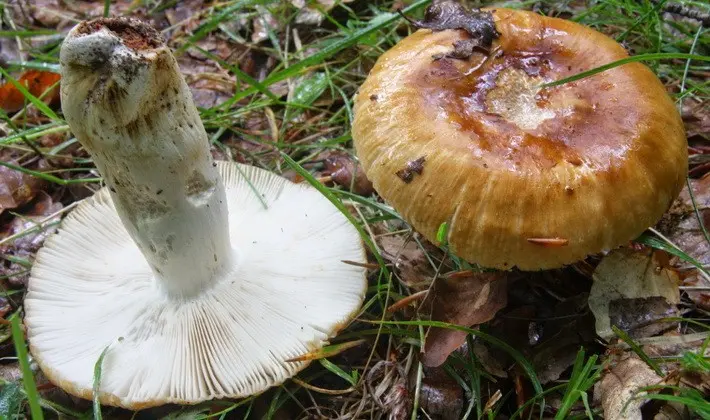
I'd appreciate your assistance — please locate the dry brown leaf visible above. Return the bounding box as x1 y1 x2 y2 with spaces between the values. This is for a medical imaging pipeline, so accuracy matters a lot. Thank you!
422 272 508 367
682 101 709 141
323 152 374 196
178 52 235 109
596 354 662 420
662 174 710 310
669 174 710 266
589 248 681 340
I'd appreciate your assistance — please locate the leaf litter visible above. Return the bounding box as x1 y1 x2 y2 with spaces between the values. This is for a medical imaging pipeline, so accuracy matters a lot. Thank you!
589 248 681 340
595 353 663 420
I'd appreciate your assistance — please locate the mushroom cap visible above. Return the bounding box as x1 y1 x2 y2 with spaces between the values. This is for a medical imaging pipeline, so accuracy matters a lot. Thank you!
24 162 367 409
352 8 687 270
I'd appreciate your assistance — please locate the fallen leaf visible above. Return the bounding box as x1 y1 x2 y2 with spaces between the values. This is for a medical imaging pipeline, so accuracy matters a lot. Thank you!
422 272 508 367
595 354 662 420
378 235 438 291
589 248 681 340
419 365 463 420
0 364 22 383
323 152 374 196
0 164 46 214
0 70 60 113
252 5 279 43
177 37 243 109
291 0 354 26
1 193 63 288
660 174 710 310
527 294 598 384
682 101 709 141
608 297 679 339
472 341 508 378
668 174 710 267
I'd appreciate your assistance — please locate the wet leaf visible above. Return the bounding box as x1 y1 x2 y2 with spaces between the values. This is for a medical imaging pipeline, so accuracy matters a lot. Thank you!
595 354 662 420
0 381 24 419
400 0 498 59
0 164 46 214
291 72 328 108
323 152 374 196
419 365 463 420
422 272 508 367
0 70 60 113
589 248 681 340
608 297 679 339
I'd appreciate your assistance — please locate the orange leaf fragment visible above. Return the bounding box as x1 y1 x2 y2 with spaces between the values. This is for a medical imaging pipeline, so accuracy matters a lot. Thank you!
0 70 61 113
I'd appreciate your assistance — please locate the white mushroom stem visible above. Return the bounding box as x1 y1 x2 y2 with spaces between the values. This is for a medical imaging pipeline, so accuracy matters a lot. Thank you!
59 18 233 297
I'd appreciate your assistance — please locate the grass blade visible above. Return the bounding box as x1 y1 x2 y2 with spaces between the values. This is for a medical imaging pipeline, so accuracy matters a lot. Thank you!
612 325 663 376
0 160 102 185
542 53 710 88
10 314 44 420
176 0 278 54
0 67 60 121
213 0 431 109
318 359 358 387
371 319 543 394
92 344 113 420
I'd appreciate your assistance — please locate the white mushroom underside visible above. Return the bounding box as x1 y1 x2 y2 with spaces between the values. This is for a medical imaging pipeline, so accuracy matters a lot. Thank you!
24 162 367 407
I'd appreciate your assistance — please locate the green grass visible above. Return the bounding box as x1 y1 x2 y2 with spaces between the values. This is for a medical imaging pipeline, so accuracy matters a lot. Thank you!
0 0 709 418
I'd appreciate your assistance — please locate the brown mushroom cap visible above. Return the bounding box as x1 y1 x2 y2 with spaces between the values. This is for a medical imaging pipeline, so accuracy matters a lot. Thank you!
352 8 688 270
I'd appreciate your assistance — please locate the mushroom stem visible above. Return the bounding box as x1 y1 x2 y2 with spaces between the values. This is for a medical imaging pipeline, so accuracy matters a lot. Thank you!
59 18 233 298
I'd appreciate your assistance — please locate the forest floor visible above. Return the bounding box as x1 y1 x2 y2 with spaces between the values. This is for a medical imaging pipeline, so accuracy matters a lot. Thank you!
0 0 709 419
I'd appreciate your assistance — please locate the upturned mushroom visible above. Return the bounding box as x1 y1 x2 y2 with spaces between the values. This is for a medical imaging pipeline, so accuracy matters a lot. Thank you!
352 5 688 270
24 17 367 409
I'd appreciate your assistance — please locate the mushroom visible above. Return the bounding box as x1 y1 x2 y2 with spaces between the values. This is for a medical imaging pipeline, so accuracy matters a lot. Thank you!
24 17 367 409
352 6 688 271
